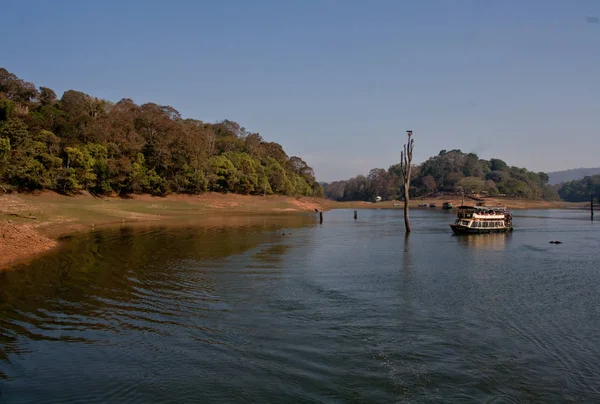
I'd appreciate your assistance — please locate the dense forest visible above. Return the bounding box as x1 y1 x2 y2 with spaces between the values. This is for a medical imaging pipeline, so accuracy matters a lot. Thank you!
0 68 323 197
557 175 600 202
323 149 560 201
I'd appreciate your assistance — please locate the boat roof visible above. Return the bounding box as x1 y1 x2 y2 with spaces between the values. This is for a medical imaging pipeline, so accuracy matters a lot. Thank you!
457 205 506 211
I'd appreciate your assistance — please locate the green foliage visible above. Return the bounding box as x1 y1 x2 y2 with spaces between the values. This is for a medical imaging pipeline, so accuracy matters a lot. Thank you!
56 167 81 193
0 99 16 121
127 154 148 194
0 68 38 104
490 158 508 172
264 157 293 195
0 137 9 160
146 169 167 195
311 181 325 198
182 163 207 193
5 138 60 190
0 118 29 145
324 149 559 202
206 155 238 192
224 151 259 194
0 136 10 178
558 175 600 202
0 68 319 198
457 176 486 193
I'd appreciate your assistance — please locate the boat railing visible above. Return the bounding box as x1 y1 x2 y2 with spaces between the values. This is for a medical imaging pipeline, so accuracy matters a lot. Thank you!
472 213 505 219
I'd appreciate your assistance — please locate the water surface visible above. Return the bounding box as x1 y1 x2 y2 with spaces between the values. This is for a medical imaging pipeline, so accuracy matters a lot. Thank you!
1 209 599 403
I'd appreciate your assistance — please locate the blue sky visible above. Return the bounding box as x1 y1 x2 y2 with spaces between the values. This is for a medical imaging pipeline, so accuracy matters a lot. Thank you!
2 0 599 181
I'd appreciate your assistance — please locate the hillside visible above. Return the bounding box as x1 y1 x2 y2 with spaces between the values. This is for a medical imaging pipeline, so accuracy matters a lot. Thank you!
557 175 600 202
0 68 323 198
547 168 600 185
324 149 559 202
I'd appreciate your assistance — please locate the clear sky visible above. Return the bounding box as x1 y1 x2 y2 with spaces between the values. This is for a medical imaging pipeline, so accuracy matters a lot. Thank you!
2 0 599 181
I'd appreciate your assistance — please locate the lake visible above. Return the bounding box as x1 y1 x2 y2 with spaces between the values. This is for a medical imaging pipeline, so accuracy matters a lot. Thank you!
1 209 599 403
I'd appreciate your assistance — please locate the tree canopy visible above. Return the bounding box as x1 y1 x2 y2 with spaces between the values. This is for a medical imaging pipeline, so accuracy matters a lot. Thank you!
323 149 559 201
557 175 600 202
0 68 323 197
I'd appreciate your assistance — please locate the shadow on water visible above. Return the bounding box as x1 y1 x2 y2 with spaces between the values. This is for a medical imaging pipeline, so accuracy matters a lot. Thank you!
0 214 316 385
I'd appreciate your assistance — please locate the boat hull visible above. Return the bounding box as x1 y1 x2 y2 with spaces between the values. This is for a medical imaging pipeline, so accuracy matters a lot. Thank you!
450 224 513 235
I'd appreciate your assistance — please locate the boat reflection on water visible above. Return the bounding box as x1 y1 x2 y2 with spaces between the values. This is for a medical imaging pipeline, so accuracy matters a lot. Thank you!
456 233 510 251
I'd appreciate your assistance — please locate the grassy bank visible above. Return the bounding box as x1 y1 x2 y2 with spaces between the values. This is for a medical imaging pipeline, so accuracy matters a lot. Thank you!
0 192 583 269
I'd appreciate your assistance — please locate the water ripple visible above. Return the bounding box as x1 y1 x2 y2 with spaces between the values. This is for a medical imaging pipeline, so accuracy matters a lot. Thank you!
1 210 600 402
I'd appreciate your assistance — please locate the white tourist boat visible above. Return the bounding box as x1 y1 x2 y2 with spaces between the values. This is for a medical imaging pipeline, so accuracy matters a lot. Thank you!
449 205 513 234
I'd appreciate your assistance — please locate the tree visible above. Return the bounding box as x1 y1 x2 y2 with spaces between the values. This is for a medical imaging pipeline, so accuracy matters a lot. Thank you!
38 87 57 106
462 153 483 177
558 175 600 202
0 136 10 190
367 168 396 200
0 68 38 107
400 130 414 233
206 155 238 192
421 175 436 193
490 158 508 172
457 176 486 194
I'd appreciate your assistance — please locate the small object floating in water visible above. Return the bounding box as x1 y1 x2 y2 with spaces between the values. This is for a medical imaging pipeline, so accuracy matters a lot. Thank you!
549 241 563 244
314 208 319 213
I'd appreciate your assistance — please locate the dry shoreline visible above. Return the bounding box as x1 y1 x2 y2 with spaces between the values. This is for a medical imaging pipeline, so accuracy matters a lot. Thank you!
0 191 331 269
0 192 586 269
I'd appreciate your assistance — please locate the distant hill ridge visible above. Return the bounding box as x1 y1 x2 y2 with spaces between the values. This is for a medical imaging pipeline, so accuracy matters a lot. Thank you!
547 168 600 185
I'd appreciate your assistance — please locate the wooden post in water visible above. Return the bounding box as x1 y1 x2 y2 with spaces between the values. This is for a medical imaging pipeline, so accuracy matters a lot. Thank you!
354 210 357 220
319 211 323 224
592 194 594 221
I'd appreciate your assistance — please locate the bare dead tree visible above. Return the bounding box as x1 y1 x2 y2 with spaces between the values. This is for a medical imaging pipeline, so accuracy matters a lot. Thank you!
400 130 414 233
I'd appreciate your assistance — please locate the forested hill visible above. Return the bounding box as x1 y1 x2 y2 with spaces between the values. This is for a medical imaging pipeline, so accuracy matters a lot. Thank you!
0 68 323 197
557 175 600 202
324 149 559 202
547 168 600 185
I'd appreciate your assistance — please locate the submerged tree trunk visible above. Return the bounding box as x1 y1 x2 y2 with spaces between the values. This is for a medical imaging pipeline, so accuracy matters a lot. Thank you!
403 179 411 232
400 131 414 233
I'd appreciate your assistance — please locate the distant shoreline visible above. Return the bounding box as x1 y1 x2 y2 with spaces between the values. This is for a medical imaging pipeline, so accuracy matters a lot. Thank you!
0 191 585 269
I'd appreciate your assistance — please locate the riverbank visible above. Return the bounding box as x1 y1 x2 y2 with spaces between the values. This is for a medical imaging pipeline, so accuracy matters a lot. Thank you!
372 195 578 210
0 191 332 268
0 192 584 269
